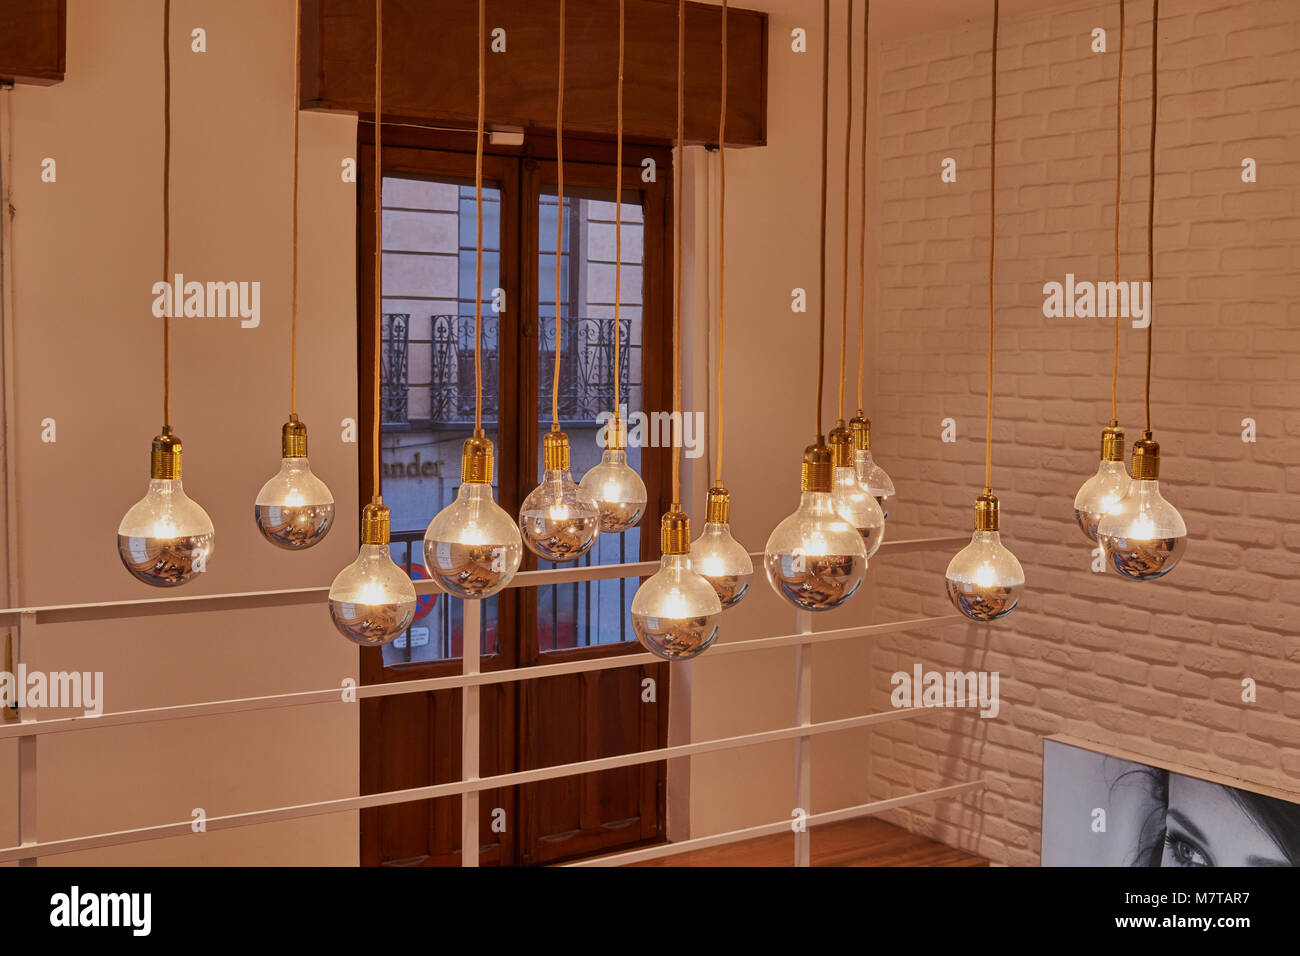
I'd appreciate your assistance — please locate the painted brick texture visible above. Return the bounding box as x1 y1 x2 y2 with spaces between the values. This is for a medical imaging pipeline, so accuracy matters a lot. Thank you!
864 0 1300 866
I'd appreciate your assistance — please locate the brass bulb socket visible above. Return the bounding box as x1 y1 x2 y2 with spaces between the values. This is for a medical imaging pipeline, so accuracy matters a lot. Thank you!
1100 423 1125 463
800 439 833 494
974 491 1000 532
606 413 628 451
828 421 853 468
543 429 570 472
282 416 308 458
661 510 691 555
705 486 731 524
360 497 391 545
849 412 872 452
150 427 182 480
1130 433 1160 481
461 434 494 484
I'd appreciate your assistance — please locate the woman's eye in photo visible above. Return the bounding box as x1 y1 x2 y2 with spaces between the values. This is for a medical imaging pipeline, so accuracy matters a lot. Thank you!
1165 833 1211 867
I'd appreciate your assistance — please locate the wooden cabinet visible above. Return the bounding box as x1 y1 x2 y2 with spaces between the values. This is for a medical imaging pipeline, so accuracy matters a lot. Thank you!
0 0 66 85
301 0 767 147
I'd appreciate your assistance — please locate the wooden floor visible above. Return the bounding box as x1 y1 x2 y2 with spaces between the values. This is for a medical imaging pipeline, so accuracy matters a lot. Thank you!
628 817 987 867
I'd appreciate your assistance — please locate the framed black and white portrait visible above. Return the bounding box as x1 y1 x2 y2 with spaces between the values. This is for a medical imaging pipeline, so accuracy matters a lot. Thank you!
1042 737 1300 867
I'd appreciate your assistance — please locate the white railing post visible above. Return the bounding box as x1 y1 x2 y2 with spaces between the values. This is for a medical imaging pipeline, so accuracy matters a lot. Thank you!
793 608 813 867
461 599 481 867
16 611 36 867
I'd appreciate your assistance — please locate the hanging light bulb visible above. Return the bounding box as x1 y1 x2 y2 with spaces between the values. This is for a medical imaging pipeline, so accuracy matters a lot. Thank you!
328 497 417 645
328 0 420 644
1073 423 1129 542
1078 1 1131 547
764 440 868 612
579 413 648 533
522 6 601 563
521 19 603 564
945 1 1025 623
630 0 723 661
632 510 722 660
118 428 215 587
849 413 894 519
1097 433 1186 579
829 421 885 558
580 3 645 537
260 5 332 552
690 486 753 609
520 429 600 561
945 491 1024 622
1096 6 1187 582
424 433 523 598
255 416 335 549
120 3 213 588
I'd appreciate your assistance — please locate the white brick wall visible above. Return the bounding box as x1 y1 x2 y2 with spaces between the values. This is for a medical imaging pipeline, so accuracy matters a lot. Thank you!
865 0 1300 865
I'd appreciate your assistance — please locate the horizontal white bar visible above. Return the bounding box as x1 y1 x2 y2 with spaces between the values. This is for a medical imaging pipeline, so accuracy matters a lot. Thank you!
0 536 966 627
0 615 963 741
0 701 962 862
564 780 987 866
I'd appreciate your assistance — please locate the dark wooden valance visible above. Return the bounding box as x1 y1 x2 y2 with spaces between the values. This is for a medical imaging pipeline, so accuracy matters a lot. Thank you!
0 0 65 85
301 0 768 147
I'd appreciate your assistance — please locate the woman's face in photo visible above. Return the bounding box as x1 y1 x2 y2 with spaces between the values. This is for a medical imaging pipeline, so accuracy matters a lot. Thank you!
1161 776 1290 867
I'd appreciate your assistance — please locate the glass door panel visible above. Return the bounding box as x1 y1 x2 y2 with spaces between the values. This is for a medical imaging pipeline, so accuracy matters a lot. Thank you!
534 187 647 652
380 176 503 666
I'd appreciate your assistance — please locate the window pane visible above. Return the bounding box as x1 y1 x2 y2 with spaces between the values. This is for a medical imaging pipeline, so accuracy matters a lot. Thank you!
536 187 647 652
379 175 502 665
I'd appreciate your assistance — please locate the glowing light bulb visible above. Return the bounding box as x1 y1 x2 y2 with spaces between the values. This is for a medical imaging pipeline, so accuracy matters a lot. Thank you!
255 418 335 550
631 512 722 660
945 492 1024 622
1073 424 1130 542
849 413 895 519
690 487 754 609
357 581 388 606
828 422 885 558
1097 433 1187 580
578 416 647 533
764 440 868 612
117 428 215 587
328 498 417 646
424 434 523 598
519 430 600 562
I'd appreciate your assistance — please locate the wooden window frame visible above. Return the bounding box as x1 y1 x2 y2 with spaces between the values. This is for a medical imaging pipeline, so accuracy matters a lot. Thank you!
356 121 676 866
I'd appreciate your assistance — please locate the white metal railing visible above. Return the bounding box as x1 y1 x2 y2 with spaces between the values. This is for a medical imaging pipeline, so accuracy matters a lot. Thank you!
1 535 980 866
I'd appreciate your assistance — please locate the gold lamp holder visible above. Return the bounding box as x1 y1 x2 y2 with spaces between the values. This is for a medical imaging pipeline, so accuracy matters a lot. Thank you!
282 414 308 458
1101 421 1125 462
461 430 494 484
801 438 833 494
828 420 853 469
849 411 871 452
974 490 1000 532
150 426 182 480
360 496 392 545
606 411 628 451
661 508 690 555
1130 431 1160 480
705 485 731 524
543 428 571 472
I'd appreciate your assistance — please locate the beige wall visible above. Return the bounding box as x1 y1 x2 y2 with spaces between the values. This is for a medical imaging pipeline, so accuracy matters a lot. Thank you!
1 0 360 864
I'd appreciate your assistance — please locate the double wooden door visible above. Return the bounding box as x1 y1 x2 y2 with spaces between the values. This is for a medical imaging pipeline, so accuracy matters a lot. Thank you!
357 126 675 866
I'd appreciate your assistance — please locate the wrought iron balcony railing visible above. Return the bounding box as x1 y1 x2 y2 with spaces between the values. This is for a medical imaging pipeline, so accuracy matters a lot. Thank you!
382 313 638 428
